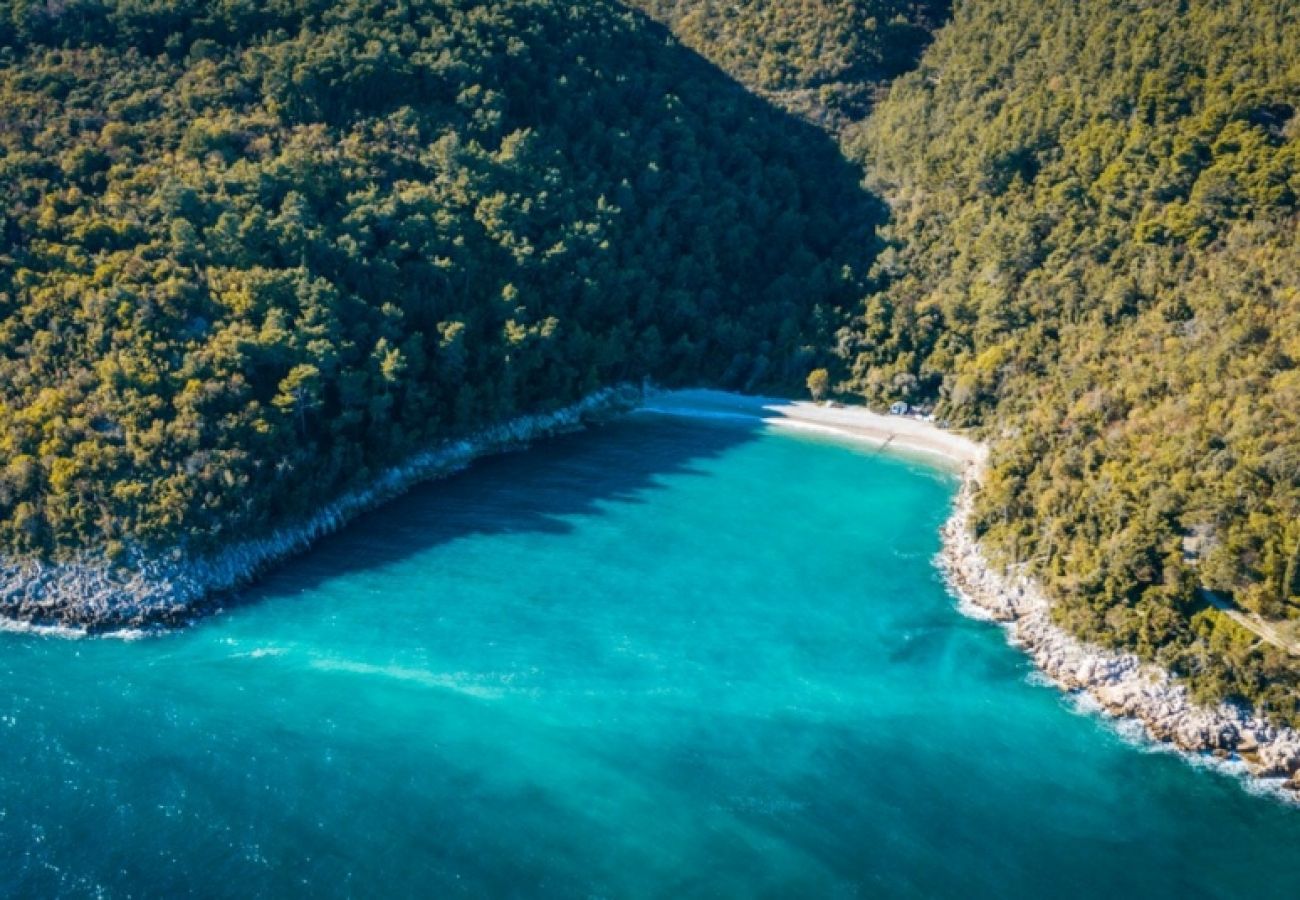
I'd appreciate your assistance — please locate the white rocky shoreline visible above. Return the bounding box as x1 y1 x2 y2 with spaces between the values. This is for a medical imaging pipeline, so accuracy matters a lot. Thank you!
939 472 1300 801
0 385 643 634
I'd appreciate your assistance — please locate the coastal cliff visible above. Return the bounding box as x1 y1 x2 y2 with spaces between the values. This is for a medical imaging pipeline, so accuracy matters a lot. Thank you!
940 474 1300 800
0 386 643 633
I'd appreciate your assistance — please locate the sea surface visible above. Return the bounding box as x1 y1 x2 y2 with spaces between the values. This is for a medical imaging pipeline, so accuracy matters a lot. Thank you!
3 394 1299 898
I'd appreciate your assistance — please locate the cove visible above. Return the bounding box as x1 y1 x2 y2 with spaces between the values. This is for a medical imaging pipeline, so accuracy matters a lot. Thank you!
2 395 1299 898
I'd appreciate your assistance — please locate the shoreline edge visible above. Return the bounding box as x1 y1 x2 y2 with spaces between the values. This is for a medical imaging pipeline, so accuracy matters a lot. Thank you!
680 390 1300 802
0 384 644 633
4 385 1299 802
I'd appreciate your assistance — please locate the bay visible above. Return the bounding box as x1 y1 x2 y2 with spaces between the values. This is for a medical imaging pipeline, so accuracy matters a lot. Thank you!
3 396 1299 897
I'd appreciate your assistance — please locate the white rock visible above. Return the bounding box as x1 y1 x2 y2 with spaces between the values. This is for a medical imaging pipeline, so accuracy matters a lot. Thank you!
937 473 1300 799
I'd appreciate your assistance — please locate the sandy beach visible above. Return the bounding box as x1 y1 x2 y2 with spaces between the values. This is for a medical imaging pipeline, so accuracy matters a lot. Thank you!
641 389 985 469
762 399 985 468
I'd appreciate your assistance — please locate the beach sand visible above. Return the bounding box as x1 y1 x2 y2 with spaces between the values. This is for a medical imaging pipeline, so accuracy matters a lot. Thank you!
760 399 984 468
641 389 985 469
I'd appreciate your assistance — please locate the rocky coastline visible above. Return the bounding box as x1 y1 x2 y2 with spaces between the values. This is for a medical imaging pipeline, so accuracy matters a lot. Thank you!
939 472 1300 801
0 385 643 633
7 383 1300 802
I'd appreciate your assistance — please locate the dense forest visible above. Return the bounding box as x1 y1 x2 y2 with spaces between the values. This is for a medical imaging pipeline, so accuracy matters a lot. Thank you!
0 0 875 563
837 0 1300 719
626 0 946 127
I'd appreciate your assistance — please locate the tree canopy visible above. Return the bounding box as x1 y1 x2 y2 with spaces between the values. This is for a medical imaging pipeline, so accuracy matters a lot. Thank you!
837 0 1300 721
626 0 947 128
0 0 876 562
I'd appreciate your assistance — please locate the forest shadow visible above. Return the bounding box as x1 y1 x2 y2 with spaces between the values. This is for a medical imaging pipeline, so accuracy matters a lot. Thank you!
527 3 892 391
234 410 765 606
222 5 897 614
631 9 894 257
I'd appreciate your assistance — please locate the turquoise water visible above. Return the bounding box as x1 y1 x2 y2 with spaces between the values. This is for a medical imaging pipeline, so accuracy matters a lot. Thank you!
3 396 1300 898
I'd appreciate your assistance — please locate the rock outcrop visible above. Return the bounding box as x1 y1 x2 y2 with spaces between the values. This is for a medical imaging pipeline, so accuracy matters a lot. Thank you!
939 473 1300 800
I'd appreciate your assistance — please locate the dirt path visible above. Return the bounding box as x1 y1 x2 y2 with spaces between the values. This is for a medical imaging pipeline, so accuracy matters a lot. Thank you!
1202 590 1300 657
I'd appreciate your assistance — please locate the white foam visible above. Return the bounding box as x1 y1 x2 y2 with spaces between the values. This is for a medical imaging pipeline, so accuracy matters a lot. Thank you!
0 616 158 642
99 628 151 642
1024 670 1055 689
228 646 287 660
0 618 87 640
309 658 505 699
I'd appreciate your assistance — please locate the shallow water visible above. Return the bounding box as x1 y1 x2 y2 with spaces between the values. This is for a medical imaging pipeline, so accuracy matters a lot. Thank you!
3 396 1299 897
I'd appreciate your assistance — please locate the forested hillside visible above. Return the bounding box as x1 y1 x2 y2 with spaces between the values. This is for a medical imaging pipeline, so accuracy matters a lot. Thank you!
625 0 946 127
0 0 876 564
839 0 1300 719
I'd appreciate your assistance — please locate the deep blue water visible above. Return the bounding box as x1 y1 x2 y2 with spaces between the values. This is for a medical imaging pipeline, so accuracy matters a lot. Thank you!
3 393 1299 898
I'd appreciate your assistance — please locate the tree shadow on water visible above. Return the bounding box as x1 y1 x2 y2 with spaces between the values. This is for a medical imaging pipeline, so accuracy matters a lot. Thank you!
234 412 764 608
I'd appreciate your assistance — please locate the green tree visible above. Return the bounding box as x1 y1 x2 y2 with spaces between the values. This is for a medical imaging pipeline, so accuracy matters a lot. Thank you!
806 368 830 401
